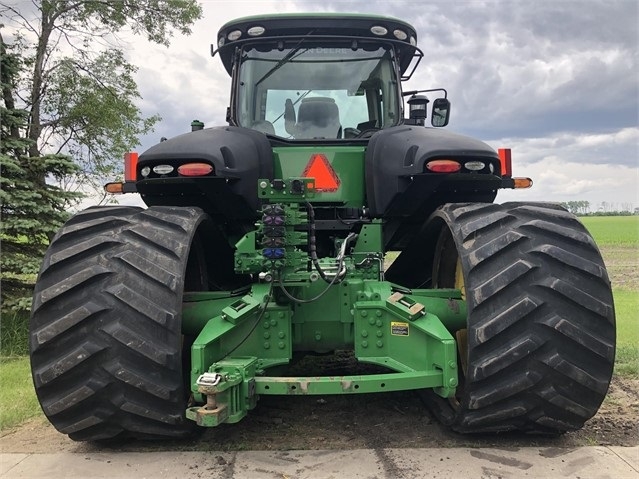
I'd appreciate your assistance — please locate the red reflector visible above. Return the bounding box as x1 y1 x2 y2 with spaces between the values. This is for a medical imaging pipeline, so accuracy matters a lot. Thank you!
301 154 340 192
498 148 512 177
177 163 214 176
426 159 461 173
124 152 138 181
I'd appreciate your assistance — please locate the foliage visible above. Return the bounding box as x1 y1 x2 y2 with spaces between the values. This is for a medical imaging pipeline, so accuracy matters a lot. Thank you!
0 0 202 185
42 49 160 184
0 311 30 356
559 200 590 215
0 0 202 312
1 38 81 312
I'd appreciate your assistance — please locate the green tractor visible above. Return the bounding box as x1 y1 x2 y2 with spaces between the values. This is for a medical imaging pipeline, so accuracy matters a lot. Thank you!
30 14 615 441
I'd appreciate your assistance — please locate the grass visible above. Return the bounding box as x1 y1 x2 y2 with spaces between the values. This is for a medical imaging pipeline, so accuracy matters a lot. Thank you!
0 357 42 431
582 217 638 377
580 216 639 247
1 311 30 357
613 290 639 377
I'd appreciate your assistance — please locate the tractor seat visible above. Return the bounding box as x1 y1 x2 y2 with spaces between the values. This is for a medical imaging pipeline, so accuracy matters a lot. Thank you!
295 97 342 139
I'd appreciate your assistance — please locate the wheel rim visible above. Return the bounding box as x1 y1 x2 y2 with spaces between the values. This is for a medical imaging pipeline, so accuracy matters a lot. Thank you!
453 259 469 378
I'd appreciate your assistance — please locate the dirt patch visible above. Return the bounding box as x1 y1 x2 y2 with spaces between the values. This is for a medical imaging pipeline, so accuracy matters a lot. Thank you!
1 376 636 453
601 246 639 291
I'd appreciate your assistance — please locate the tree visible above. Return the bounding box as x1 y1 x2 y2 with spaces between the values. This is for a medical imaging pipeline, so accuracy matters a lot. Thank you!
1 0 202 188
0 1 203 312
1 36 80 312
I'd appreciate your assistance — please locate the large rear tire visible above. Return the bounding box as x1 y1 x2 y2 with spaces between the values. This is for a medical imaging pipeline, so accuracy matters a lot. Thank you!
427 203 615 433
30 206 209 441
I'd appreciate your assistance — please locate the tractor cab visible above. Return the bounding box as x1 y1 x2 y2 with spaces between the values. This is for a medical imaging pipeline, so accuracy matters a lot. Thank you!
215 14 450 140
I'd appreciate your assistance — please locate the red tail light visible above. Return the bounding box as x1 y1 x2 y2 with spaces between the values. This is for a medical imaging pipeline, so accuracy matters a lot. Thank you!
177 163 214 176
426 159 461 173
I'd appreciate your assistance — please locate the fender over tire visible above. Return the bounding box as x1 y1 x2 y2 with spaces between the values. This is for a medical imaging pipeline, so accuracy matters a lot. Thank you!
30 206 209 441
427 202 615 434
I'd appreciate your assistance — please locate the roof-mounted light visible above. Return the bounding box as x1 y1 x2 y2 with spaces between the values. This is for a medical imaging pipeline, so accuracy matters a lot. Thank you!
393 29 407 40
217 37 225 48
247 26 265 36
370 25 388 36
409 36 417 46
227 29 242 41
140 166 151 177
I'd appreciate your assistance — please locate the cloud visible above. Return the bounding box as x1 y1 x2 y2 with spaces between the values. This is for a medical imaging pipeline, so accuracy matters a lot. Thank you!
492 128 638 207
47 0 635 209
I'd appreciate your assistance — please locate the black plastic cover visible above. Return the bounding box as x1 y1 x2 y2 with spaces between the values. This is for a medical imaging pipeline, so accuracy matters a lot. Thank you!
365 126 500 216
137 126 273 215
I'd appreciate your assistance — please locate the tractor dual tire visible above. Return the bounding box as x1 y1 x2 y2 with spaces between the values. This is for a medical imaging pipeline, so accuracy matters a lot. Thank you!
426 202 615 434
30 206 209 441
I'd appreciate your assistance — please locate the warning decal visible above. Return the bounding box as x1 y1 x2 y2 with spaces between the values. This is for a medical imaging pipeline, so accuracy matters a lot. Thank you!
391 321 409 336
301 153 340 192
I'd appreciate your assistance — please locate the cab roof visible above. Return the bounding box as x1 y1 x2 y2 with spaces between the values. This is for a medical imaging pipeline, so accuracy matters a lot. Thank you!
214 13 419 76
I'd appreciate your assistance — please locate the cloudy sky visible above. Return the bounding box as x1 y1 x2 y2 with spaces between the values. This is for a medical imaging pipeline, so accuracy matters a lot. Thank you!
9 0 639 211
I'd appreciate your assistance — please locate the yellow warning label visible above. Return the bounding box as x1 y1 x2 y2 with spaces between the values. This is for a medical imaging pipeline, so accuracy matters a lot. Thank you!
391 321 409 336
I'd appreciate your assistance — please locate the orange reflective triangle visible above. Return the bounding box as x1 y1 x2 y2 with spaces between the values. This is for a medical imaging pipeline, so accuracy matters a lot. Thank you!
302 154 340 192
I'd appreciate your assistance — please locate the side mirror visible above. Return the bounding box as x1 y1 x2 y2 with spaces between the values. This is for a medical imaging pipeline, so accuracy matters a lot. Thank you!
431 98 450 127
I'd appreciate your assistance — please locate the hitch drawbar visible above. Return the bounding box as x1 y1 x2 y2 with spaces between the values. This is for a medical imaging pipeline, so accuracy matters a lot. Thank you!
185 286 465 428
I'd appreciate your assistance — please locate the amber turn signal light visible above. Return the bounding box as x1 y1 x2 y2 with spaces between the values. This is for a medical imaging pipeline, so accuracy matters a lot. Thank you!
513 177 533 189
104 182 124 194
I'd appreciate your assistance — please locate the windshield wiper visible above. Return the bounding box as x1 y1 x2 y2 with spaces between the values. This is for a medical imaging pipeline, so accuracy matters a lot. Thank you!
254 36 311 88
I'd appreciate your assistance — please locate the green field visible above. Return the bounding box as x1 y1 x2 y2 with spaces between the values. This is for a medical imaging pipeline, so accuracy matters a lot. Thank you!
580 215 639 247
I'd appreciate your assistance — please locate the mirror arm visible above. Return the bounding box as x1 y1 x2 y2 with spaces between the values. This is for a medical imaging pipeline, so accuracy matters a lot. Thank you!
402 88 447 98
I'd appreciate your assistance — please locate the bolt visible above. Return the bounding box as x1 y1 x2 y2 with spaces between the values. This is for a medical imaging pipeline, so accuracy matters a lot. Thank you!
278 342 285 349
264 332 271 339
278 331 285 339
361 330 369 338
278 311 285 318
361 340 368 348
449 378 458 387
375 310 382 317
263 342 270 349
376 330 383 337
368 317 376 325
361 310 368 317
204 394 217 411
263 321 270 329
315 333 322 341
376 340 383 348
448 360 457 369
259 180 269 189
270 319 277 326
376 319 382 327
264 312 270 319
